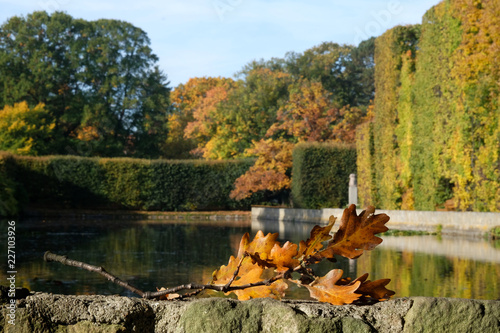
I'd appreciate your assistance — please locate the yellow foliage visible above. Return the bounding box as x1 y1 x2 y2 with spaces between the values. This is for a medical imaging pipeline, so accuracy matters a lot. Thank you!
0 101 55 156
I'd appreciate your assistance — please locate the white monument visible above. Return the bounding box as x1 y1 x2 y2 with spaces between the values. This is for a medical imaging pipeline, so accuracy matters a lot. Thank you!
349 174 358 206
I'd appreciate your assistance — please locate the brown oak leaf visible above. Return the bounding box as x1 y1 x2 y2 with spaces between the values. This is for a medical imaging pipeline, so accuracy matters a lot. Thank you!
269 241 300 272
351 273 395 302
238 230 279 258
231 267 288 301
305 269 361 305
326 205 389 259
211 231 287 301
297 215 336 261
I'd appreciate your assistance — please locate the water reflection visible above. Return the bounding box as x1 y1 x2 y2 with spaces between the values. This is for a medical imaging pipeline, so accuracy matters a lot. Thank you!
1 218 499 300
0 218 249 297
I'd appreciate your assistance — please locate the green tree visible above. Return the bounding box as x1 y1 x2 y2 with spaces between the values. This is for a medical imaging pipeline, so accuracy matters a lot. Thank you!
241 41 375 108
343 37 375 107
215 68 292 157
0 11 170 157
0 11 81 147
284 42 354 106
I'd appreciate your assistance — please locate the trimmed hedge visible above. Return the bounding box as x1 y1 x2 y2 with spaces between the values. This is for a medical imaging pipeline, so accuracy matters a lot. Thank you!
291 142 356 209
0 152 263 212
0 153 20 215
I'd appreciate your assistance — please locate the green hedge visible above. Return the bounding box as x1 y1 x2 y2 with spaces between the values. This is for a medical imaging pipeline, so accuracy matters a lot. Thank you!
0 152 263 212
291 142 356 209
0 153 20 215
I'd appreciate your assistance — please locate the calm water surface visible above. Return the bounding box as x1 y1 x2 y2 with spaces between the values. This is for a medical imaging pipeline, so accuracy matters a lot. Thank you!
1 217 499 300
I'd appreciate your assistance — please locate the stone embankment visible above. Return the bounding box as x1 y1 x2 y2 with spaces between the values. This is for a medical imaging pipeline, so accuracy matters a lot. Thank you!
251 207 500 237
1 293 499 333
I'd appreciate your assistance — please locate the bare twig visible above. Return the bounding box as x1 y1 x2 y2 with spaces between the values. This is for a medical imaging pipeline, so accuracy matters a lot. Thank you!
224 253 247 289
43 251 286 300
44 251 146 297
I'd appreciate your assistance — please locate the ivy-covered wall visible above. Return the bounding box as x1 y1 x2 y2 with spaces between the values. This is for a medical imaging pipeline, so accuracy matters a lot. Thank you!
447 0 499 211
372 25 420 210
358 0 499 212
355 122 376 208
411 0 461 210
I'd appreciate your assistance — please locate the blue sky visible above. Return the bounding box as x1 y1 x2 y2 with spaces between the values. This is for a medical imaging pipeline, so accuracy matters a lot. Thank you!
0 0 442 87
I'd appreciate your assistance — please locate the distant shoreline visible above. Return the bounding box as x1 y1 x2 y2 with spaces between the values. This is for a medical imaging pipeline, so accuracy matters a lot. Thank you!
21 207 251 223
251 207 500 238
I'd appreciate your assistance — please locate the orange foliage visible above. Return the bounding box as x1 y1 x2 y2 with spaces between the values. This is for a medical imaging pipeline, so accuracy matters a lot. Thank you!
184 83 236 158
305 269 362 305
230 139 294 200
211 231 288 300
267 79 338 142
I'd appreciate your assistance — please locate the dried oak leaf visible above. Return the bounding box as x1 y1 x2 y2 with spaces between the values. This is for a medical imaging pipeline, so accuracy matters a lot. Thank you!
230 267 288 301
324 205 389 259
211 231 287 301
297 215 336 261
269 241 300 273
238 230 279 258
305 269 361 305
351 273 395 303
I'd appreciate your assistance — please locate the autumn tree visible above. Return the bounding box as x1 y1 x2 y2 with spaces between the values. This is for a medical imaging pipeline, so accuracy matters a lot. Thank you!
231 80 344 200
164 77 235 158
203 68 292 159
182 78 240 159
228 40 375 200
175 69 292 160
230 139 294 200
266 79 338 142
0 11 170 157
168 40 374 162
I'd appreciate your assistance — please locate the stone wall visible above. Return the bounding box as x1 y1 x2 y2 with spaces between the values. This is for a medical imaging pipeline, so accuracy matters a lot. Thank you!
1 293 499 333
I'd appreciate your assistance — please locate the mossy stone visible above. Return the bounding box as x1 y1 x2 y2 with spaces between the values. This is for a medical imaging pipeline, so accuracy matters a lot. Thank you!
403 297 500 333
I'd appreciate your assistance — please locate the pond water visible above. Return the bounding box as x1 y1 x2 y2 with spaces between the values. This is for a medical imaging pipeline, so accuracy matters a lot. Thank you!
1 217 499 300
